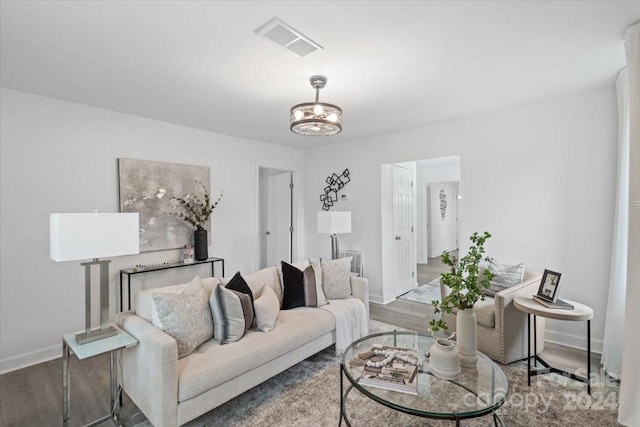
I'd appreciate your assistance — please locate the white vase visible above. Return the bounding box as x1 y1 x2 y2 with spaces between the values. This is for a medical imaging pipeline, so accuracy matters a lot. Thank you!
428 339 461 380
456 308 478 368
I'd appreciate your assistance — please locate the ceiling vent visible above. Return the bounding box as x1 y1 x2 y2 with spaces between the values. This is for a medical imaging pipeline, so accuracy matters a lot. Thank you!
254 17 323 57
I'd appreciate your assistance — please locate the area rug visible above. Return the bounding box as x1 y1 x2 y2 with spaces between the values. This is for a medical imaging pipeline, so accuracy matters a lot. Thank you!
132 320 620 426
398 278 441 305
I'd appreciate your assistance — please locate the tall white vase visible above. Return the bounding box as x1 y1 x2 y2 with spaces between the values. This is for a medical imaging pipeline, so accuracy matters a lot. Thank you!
456 308 478 367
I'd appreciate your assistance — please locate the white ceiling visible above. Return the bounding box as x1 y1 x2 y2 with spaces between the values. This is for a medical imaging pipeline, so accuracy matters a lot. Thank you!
1 1 639 149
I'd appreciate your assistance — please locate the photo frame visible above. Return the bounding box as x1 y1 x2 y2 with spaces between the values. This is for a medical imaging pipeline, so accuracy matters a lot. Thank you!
536 269 562 302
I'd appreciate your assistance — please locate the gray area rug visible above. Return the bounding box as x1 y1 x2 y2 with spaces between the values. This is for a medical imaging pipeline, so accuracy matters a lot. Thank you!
399 278 441 305
133 320 620 426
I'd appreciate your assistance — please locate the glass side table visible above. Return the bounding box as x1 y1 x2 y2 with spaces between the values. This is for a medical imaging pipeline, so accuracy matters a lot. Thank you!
62 324 138 427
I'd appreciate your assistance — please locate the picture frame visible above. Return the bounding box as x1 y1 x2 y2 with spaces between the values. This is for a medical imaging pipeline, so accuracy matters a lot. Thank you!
536 269 562 302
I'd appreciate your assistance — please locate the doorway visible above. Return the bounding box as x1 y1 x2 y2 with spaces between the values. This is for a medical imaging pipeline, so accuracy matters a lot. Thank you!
380 156 461 304
259 168 293 268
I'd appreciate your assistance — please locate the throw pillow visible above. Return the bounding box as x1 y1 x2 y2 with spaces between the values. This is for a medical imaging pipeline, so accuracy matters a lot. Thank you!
308 257 328 306
253 284 280 332
152 276 213 358
484 258 525 297
281 261 318 309
212 283 255 344
225 271 255 325
321 257 352 300
277 260 309 295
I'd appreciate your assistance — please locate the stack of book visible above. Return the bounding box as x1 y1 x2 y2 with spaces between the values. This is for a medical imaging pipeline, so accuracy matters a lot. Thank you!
533 295 574 310
358 347 419 395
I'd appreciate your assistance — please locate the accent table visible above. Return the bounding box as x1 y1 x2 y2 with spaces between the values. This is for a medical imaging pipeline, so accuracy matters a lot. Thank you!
513 296 594 394
62 324 138 427
340 331 508 426
119 257 224 311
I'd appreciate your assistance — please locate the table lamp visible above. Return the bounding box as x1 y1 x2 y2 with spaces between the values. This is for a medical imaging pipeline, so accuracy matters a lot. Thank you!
317 211 351 259
50 212 139 344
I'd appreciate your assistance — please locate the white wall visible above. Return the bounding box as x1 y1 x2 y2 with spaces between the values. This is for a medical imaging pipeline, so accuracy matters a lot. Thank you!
427 182 458 257
415 156 461 262
304 88 617 353
0 89 305 373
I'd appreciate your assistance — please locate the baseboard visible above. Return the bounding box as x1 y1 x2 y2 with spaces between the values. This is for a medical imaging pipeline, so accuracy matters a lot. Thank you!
545 329 603 355
369 293 396 305
0 344 61 375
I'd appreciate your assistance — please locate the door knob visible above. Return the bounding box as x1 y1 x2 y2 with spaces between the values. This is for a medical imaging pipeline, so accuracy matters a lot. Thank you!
265 231 271 235
395 236 401 240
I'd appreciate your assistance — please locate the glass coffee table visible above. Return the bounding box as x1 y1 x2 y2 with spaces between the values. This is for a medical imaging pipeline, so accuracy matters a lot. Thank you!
340 331 508 426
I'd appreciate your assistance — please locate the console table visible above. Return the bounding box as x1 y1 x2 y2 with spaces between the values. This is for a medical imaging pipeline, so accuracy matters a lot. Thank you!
119 257 224 311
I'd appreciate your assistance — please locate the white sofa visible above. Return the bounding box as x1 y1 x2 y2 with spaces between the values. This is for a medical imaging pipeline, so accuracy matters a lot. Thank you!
440 268 545 364
117 265 369 427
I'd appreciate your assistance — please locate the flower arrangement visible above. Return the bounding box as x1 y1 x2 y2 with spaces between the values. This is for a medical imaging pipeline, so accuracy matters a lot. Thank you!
429 231 494 331
169 181 223 230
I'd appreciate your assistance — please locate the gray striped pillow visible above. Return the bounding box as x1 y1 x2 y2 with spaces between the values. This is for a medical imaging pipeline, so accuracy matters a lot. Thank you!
485 258 525 297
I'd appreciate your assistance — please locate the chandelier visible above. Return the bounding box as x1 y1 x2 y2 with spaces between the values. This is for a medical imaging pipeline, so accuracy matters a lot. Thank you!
290 75 343 136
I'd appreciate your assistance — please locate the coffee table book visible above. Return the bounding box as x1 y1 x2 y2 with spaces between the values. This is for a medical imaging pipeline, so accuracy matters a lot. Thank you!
358 358 418 395
533 295 574 310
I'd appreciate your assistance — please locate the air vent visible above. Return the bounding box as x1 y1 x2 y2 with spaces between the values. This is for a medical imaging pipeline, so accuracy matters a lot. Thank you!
254 17 323 57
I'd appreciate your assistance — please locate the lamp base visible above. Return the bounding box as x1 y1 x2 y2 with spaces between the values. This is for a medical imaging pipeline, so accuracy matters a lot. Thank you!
75 325 117 345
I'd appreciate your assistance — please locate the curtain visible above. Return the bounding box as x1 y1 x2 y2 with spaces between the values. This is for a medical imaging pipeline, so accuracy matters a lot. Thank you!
619 22 640 427
602 70 629 380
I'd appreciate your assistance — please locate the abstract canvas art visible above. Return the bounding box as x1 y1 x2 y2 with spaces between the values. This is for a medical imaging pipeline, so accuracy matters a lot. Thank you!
118 158 211 252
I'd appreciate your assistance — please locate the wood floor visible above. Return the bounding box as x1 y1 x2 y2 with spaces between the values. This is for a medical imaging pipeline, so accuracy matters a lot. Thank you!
1 252 606 426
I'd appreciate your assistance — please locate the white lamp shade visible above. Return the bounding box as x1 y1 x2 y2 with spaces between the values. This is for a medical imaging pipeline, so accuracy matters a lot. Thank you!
317 211 351 234
50 213 140 262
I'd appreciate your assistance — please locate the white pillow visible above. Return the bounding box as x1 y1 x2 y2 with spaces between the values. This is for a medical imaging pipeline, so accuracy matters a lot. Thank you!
152 277 213 358
321 257 353 300
253 284 280 332
308 257 328 306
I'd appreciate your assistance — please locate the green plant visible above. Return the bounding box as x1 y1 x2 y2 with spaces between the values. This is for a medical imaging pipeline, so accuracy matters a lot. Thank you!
429 231 494 331
169 181 223 230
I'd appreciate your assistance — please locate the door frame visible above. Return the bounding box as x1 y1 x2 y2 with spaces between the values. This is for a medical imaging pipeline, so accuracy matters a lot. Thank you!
380 162 417 304
257 166 298 270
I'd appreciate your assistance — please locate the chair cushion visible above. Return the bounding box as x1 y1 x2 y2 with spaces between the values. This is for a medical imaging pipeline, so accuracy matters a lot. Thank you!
484 258 525 297
473 297 496 328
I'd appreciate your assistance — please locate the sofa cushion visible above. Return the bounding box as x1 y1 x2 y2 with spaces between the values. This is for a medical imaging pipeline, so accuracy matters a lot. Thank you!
135 276 220 324
177 306 335 402
151 277 214 358
321 257 352 299
253 284 280 332
281 261 318 309
473 297 496 328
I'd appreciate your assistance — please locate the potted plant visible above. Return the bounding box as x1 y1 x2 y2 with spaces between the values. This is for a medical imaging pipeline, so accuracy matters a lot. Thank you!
429 231 493 367
169 181 223 261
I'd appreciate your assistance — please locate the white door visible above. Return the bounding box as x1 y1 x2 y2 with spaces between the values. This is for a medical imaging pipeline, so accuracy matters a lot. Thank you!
392 165 415 296
266 172 292 266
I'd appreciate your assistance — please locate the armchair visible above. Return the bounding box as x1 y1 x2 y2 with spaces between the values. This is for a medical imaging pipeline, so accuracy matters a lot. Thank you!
440 268 545 364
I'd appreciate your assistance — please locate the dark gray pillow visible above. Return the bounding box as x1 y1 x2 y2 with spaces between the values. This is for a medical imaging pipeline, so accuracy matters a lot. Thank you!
484 258 525 297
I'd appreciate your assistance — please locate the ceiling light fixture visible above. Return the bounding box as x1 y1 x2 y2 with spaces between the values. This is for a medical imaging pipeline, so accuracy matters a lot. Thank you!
290 75 343 136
